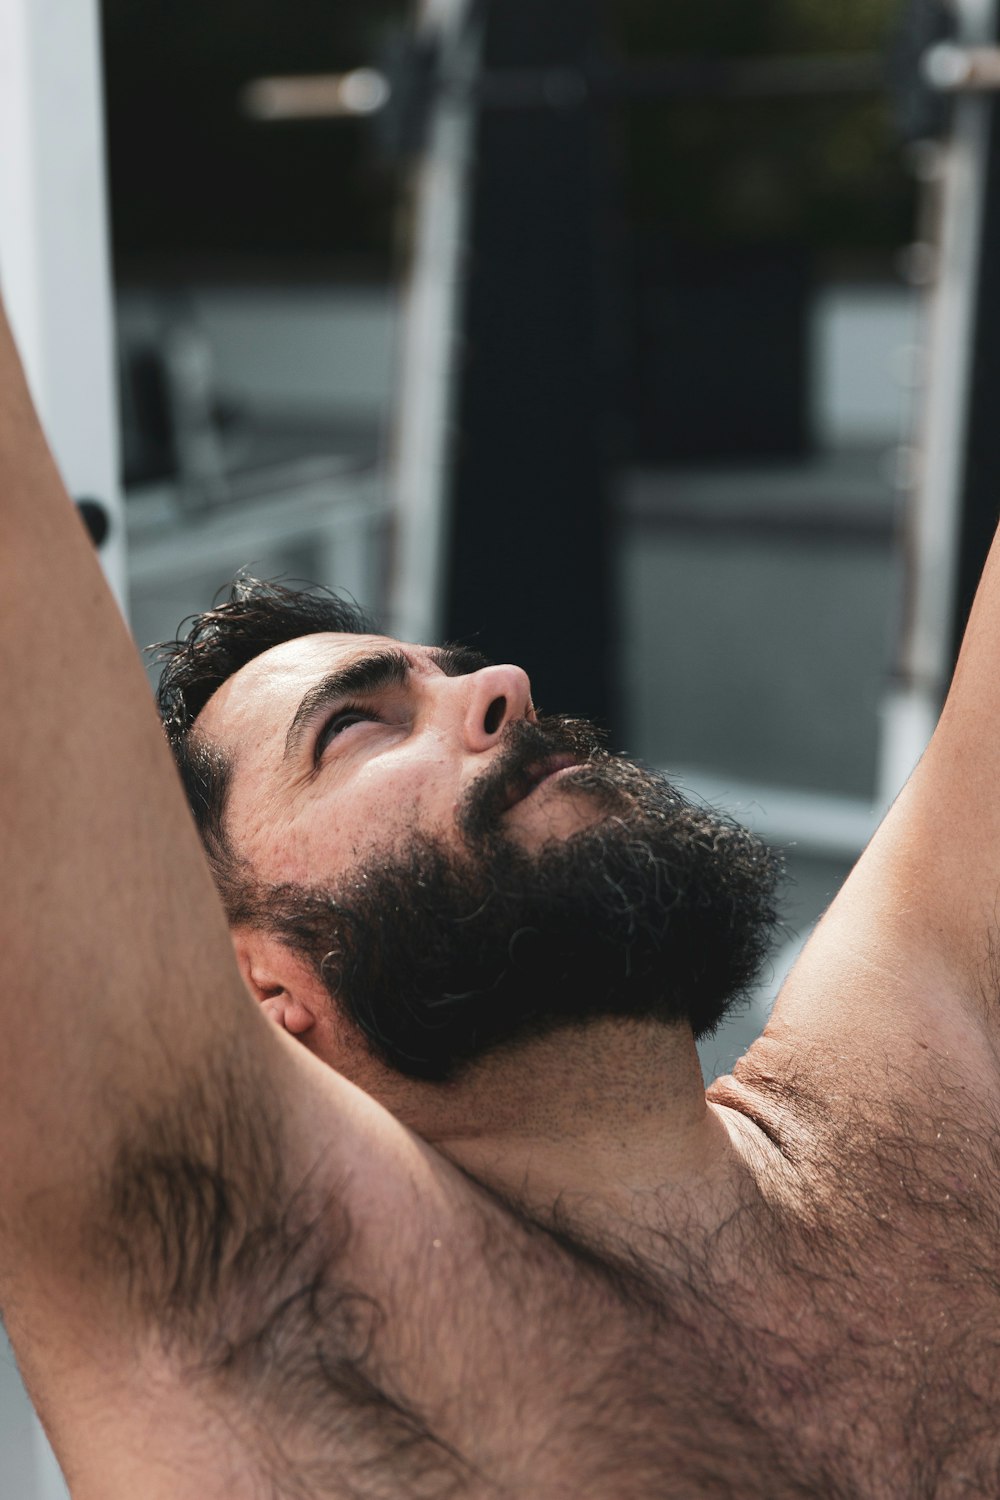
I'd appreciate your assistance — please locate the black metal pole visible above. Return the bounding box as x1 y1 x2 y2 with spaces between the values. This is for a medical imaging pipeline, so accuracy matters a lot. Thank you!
442 0 617 728
951 19 1000 658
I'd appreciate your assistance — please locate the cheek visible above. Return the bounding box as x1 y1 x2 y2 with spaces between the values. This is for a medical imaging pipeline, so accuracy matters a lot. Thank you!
336 760 450 856
245 759 456 885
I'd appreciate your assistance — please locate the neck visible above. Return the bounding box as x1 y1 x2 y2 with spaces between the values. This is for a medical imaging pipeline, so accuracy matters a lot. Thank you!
380 1019 743 1228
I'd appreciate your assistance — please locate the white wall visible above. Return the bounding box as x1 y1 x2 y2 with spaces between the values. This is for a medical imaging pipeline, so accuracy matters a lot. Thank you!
0 0 123 604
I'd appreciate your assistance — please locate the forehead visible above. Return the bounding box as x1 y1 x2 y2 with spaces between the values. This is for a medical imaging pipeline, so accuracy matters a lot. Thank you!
195 631 401 754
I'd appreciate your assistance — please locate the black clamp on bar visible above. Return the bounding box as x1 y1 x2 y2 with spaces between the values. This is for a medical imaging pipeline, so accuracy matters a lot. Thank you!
76 497 111 549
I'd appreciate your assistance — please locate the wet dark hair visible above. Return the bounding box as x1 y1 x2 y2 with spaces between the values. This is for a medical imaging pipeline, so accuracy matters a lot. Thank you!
153 575 374 912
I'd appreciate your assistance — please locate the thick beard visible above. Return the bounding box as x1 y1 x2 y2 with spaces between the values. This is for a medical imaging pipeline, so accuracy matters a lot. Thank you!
241 717 783 1083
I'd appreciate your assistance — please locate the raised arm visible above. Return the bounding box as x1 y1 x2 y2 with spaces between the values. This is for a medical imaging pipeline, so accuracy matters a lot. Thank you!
0 299 275 1237
0 299 439 1472
752 519 1000 1083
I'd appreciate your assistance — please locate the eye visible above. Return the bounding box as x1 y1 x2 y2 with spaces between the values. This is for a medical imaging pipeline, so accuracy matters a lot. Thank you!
315 703 382 758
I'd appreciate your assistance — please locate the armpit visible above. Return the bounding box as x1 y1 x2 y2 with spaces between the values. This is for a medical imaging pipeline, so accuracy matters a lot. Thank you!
90 1048 474 1497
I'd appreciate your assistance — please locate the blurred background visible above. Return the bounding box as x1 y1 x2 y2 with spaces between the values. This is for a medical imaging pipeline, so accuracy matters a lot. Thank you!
4 0 1000 1488
102 0 939 1073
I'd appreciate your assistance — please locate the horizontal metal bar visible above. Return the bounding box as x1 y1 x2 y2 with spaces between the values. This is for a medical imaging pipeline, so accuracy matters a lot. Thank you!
126 473 388 586
242 70 391 121
477 54 887 107
922 44 1000 93
243 52 886 123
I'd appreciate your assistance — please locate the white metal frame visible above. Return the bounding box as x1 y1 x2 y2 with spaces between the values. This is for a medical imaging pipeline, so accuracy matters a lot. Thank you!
0 0 124 604
387 0 483 644
0 1 119 1494
879 0 1000 806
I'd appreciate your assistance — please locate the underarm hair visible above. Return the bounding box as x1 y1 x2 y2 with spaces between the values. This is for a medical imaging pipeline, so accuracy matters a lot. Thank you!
91 1049 474 1490
93 1043 354 1377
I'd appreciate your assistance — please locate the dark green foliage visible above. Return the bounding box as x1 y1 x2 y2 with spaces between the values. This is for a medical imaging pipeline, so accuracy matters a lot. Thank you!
612 0 915 251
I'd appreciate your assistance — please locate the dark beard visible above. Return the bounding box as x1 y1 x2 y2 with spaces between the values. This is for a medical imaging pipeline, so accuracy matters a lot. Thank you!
243 717 783 1082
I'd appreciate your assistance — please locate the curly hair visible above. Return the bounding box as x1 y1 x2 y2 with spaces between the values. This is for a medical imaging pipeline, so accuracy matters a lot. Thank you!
152 575 375 915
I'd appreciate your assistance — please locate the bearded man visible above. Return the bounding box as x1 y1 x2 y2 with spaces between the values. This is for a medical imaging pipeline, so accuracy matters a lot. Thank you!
155 579 780 1090
4 290 1000 1500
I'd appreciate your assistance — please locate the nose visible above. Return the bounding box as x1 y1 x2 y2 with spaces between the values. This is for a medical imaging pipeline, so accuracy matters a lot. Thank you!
462 663 534 750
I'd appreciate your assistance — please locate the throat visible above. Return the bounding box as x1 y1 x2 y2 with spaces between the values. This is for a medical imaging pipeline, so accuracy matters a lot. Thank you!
409 1019 739 1229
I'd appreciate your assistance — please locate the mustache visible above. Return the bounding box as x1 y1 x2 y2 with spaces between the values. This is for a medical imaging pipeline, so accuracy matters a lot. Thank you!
458 714 608 840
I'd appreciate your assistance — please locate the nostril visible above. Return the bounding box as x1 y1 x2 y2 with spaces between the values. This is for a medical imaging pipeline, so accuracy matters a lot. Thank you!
483 696 507 735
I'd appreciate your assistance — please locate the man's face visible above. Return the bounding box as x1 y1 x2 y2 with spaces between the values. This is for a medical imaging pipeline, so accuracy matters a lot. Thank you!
196 631 604 885
198 631 780 1082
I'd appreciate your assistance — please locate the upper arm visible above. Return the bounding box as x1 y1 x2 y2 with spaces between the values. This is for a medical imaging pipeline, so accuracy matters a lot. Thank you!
0 312 483 1496
0 317 264 1250
753 528 1000 1089
0 311 408 1391
6 1023 465 1488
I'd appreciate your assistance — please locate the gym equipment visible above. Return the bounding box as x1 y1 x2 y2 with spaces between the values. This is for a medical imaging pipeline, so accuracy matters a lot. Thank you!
879 0 1000 799
247 0 1000 796
0 0 123 607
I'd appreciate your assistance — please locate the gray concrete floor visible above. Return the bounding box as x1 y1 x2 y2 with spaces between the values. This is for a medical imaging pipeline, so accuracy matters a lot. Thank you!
614 454 902 1081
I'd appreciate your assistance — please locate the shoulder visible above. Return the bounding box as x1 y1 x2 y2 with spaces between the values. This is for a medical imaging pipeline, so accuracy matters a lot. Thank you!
711 1014 1000 1238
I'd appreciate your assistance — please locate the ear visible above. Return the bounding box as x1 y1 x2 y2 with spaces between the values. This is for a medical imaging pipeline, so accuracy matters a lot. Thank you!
230 927 319 1037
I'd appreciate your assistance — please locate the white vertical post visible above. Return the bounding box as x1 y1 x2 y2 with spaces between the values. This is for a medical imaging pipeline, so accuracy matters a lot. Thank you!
387 0 482 644
879 0 999 805
0 0 124 605
0 2 118 1493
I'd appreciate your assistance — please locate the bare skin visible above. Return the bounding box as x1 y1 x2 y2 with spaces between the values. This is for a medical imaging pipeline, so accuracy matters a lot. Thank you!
4 294 1000 1498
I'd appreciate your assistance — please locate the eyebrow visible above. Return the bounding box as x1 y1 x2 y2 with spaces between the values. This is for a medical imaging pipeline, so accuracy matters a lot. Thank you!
282 642 492 762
